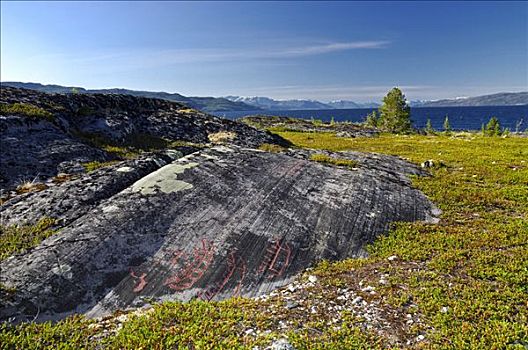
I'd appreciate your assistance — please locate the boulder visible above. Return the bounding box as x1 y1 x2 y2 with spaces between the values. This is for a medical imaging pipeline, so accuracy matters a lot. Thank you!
0 146 439 323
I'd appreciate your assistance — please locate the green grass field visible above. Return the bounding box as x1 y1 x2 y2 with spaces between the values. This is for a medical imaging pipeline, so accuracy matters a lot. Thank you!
1 132 527 349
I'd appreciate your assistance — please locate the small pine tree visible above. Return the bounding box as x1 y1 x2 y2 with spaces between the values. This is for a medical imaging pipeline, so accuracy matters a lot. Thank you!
425 118 434 134
443 115 451 133
365 111 379 128
378 88 412 133
485 116 501 136
481 123 486 135
330 116 335 126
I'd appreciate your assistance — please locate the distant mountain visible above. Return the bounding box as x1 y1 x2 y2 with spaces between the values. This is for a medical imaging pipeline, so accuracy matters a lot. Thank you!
414 92 528 107
0 82 258 113
327 100 380 109
225 96 333 110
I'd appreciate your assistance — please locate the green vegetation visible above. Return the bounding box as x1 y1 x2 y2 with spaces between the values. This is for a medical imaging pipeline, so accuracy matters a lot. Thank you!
310 153 359 169
425 118 434 134
484 116 502 136
1 131 527 349
443 115 451 133
377 87 412 133
75 106 95 117
364 110 379 128
82 161 119 172
0 315 96 349
76 132 171 160
0 103 54 121
168 140 207 149
0 218 57 261
258 143 287 153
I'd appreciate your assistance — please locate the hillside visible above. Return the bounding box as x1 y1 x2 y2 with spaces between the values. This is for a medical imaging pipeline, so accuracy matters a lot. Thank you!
0 82 258 113
225 96 332 110
0 88 437 330
416 92 528 107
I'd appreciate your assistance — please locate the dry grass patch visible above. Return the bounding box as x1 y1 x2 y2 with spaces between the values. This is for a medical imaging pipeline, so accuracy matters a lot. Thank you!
208 131 237 144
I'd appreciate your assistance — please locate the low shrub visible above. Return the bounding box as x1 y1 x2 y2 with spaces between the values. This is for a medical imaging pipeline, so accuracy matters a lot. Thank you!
0 217 57 261
310 153 359 169
0 103 54 121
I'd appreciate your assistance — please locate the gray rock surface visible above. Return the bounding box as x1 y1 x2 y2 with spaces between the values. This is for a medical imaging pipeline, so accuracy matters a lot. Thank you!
0 87 287 191
0 146 439 323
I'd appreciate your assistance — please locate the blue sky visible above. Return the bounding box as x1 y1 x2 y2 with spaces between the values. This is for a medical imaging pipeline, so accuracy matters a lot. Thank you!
1 1 527 102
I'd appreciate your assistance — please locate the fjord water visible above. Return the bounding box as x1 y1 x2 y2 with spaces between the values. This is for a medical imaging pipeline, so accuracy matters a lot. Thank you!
219 105 528 131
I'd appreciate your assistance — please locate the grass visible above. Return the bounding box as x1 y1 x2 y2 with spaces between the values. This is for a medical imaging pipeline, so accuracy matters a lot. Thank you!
82 161 119 172
309 153 359 169
1 131 527 349
15 181 48 195
208 131 237 143
258 143 287 153
75 132 171 160
0 103 54 121
0 217 57 261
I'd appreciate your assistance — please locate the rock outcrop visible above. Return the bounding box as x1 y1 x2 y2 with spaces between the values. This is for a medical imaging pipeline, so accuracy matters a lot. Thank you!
241 115 378 137
0 146 439 323
0 87 287 192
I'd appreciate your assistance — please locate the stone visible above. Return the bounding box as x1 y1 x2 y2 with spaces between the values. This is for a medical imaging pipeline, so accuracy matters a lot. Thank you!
421 159 435 168
267 338 295 350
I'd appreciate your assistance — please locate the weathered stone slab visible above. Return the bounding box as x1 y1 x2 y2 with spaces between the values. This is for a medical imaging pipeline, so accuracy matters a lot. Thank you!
0 147 439 323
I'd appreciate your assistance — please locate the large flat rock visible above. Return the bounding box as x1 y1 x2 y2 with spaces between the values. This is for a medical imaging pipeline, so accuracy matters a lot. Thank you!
0 147 439 322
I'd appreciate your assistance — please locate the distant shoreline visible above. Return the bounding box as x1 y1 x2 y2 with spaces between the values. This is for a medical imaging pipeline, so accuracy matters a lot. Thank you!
216 105 528 132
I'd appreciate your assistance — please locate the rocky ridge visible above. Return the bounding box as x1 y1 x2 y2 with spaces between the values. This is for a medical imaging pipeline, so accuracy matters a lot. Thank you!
0 87 286 192
1 88 439 325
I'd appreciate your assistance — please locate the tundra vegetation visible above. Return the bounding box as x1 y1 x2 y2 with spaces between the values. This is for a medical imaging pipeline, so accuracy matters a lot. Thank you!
1 129 526 349
0 102 54 121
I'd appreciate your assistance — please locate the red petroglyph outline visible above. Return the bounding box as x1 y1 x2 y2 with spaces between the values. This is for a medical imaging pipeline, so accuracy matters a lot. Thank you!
164 239 215 291
198 250 247 301
258 238 292 279
129 269 147 293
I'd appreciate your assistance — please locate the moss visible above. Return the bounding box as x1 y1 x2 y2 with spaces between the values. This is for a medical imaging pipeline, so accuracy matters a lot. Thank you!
168 140 207 149
82 161 119 172
258 143 287 153
0 217 57 261
75 132 170 160
75 106 95 117
310 153 359 169
178 108 200 114
0 315 96 350
0 103 54 121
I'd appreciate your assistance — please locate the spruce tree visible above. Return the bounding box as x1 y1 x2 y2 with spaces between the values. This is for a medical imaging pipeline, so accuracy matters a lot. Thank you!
378 88 412 133
485 116 501 136
425 118 434 134
365 111 379 128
